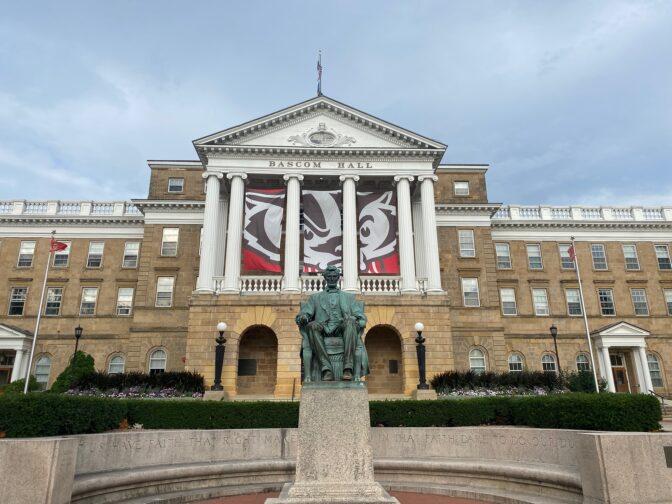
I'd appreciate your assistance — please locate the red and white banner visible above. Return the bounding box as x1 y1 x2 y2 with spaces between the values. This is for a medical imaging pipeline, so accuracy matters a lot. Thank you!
243 187 286 272
357 191 400 274
302 190 342 272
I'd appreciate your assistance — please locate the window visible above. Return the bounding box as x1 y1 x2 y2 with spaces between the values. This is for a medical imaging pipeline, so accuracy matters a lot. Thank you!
598 288 615 316
622 244 640 270
532 288 550 316
45 287 63 316
156 277 175 307
526 244 543 269
499 288 517 315
591 244 608 270
647 353 664 388
116 287 134 316
454 181 469 196
461 278 480 307
148 349 167 375
558 244 575 270
108 355 125 374
122 242 140 268
238 359 257 376
53 241 71 267
388 359 399 374
168 178 185 193
508 353 524 372
495 243 511 269
630 288 649 316
17 241 36 267
576 354 591 372
469 348 486 374
86 242 104 268
34 356 51 389
664 289 672 316
161 228 179 256
542 354 557 374
458 230 476 257
565 288 582 316
655 244 671 270
79 287 99 316
8 287 27 316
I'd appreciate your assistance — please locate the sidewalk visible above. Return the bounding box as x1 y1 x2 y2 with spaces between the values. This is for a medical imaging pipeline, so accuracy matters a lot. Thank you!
199 491 487 503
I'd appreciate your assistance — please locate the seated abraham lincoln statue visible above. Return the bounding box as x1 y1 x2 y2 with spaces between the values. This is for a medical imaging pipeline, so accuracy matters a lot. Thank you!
296 266 370 382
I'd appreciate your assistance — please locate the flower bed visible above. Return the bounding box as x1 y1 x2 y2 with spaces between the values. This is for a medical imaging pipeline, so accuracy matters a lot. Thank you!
440 386 563 397
65 386 203 399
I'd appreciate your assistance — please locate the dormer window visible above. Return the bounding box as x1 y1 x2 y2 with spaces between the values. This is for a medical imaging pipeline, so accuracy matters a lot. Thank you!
168 178 184 193
454 181 469 196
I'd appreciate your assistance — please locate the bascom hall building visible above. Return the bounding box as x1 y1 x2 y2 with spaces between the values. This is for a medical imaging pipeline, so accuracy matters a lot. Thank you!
1 95 671 399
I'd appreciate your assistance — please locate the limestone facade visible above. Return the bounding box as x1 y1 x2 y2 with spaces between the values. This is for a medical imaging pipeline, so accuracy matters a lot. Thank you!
0 95 670 398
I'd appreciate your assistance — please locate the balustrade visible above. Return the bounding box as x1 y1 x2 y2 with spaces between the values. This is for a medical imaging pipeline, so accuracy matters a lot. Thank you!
519 207 541 219
24 202 49 214
0 202 12 214
492 207 510 219
612 208 633 220
91 202 115 215
359 275 401 294
550 207 571 219
58 202 81 214
581 208 602 220
239 275 283 294
125 203 142 215
643 208 663 220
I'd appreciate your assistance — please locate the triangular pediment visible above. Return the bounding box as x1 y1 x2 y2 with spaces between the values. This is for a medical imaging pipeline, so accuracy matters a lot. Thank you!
193 95 446 152
594 321 650 337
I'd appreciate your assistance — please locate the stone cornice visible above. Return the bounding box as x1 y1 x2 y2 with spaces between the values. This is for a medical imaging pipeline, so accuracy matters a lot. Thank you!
131 200 205 211
435 204 502 216
491 221 672 230
0 215 143 225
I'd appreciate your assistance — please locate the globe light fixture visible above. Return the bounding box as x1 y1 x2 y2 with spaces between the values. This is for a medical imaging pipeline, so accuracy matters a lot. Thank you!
212 321 228 391
414 322 425 333
414 322 429 390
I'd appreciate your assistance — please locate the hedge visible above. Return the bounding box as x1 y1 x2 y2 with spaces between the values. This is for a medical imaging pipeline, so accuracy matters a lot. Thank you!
431 370 564 392
0 393 661 438
72 371 205 393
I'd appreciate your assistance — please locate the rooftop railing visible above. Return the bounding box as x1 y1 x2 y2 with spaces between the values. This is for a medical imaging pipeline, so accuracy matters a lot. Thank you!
494 205 672 223
0 201 142 218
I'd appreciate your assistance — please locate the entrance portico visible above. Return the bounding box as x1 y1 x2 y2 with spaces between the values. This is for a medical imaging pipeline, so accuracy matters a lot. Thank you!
593 322 654 394
0 324 33 383
192 95 446 296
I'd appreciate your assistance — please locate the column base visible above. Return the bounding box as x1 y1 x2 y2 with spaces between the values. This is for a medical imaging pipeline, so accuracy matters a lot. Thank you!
194 287 216 294
424 288 445 295
281 288 301 294
399 288 420 295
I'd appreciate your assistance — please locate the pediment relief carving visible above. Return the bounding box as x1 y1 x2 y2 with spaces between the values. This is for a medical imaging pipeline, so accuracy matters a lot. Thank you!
287 122 356 148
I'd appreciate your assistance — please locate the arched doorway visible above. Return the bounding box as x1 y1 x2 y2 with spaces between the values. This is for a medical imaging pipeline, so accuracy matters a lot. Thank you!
236 325 278 395
365 325 403 394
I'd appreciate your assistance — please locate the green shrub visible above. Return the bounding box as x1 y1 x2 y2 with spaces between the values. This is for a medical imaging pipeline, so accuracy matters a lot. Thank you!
430 370 564 393
0 392 660 438
0 376 40 395
565 370 606 393
72 371 205 393
50 351 95 393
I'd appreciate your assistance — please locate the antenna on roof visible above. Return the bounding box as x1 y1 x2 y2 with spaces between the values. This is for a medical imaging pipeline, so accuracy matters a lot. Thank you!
317 50 323 96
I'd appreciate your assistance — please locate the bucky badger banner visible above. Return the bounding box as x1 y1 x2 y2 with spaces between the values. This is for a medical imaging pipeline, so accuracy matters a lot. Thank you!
242 187 286 272
302 190 343 272
357 191 400 274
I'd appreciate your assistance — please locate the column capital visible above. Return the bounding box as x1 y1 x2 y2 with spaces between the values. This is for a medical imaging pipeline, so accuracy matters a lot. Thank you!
283 174 305 183
393 175 414 184
418 175 438 183
226 172 248 181
202 171 224 180
339 174 360 183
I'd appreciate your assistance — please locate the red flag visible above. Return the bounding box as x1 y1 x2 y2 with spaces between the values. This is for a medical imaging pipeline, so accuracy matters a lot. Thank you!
568 244 576 262
50 238 68 253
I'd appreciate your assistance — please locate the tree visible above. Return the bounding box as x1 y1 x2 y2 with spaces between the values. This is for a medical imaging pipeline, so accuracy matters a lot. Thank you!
50 351 95 393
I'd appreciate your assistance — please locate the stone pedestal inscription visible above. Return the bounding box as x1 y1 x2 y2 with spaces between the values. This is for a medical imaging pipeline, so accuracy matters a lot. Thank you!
266 382 398 504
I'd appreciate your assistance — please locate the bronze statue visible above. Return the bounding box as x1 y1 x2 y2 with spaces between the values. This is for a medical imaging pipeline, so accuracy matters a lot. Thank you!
296 266 369 382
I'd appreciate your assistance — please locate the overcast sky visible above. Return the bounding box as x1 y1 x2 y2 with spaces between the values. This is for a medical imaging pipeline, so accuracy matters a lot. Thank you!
1 1 670 205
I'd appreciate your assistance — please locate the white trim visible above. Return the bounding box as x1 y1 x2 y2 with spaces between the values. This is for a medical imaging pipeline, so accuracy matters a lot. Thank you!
436 214 492 227
0 225 143 239
143 209 204 225
491 228 672 242
437 164 489 173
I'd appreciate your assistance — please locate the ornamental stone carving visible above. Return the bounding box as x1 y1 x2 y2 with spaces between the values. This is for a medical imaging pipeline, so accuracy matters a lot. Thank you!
288 122 356 148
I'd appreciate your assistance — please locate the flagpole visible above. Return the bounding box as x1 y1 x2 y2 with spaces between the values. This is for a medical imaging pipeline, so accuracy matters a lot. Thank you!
23 231 55 394
572 236 601 393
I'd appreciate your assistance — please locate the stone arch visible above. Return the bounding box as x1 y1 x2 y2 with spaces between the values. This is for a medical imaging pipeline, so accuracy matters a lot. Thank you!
236 324 278 396
364 324 403 394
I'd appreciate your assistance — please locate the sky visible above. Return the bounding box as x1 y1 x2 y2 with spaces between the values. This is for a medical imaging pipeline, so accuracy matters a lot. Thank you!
0 0 670 205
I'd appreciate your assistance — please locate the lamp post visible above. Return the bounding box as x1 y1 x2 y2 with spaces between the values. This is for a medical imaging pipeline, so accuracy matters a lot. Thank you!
212 322 227 391
414 322 429 390
550 324 561 374
73 325 83 356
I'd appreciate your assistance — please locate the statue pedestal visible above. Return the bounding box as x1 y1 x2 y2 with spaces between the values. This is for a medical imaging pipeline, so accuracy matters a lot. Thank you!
266 382 398 504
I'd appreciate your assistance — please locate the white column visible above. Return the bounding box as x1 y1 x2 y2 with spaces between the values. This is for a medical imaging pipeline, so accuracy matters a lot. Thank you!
418 175 443 293
600 346 616 392
283 174 304 293
196 171 223 293
394 175 418 293
222 173 247 293
340 175 359 292
214 195 229 278
10 349 25 382
637 346 654 393
412 196 426 283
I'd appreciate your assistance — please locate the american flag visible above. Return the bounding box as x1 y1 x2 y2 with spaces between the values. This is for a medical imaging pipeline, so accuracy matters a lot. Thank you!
317 51 322 95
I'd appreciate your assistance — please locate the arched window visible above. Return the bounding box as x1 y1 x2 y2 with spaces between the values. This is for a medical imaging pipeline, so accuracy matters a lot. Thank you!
542 354 557 374
108 355 125 374
576 353 590 372
34 355 52 389
149 349 167 375
469 348 486 374
647 353 664 388
508 353 524 372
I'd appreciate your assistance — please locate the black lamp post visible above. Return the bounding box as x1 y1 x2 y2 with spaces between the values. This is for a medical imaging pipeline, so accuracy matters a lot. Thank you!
74 325 83 356
550 324 561 374
414 322 429 390
212 322 227 391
